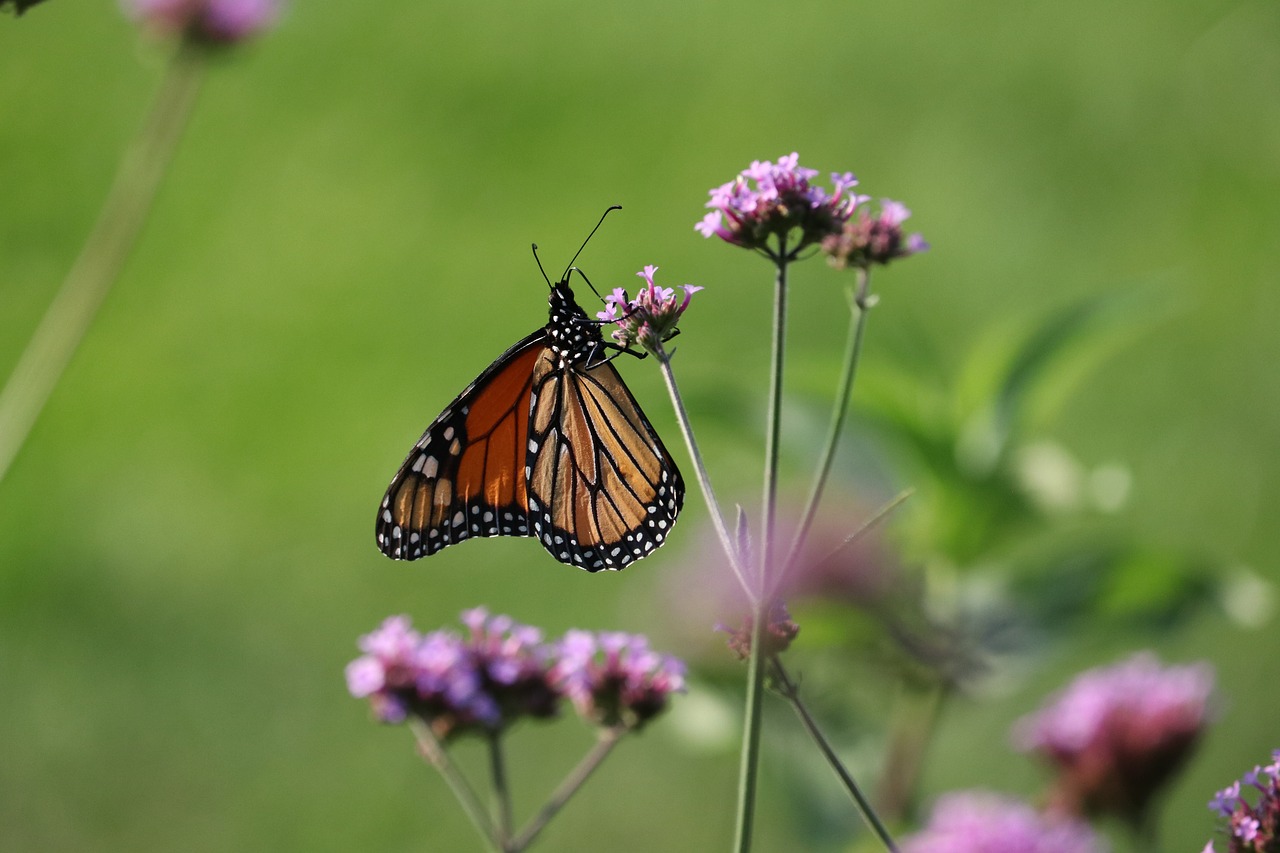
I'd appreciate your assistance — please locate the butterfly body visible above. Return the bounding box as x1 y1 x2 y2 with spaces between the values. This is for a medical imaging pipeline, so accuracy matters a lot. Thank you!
376 279 683 571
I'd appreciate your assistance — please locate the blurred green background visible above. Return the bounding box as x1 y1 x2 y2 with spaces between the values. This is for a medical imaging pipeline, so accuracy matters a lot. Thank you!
2 0 1278 850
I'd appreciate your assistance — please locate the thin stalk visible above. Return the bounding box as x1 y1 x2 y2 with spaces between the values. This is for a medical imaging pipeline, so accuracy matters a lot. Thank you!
0 43 207 484
656 353 754 602
487 733 514 850
734 244 790 853
876 680 948 823
409 720 501 853
759 248 790 587
770 658 900 853
733 603 767 853
511 727 624 851
783 267 872 575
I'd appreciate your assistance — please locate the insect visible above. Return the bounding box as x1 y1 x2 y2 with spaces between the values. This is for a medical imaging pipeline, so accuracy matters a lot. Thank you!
374 216 684 571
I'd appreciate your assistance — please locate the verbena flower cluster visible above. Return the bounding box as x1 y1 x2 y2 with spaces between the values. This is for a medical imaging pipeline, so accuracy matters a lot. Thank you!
694 152 927 267
552 629 688 730
900 790 1108 853
346 608 685 738
823 199 929 269
695 153 865 253
716 600 799 660
597 265 701 355
1205 750 1280 852
122 0 279 43
1013 652 1215 823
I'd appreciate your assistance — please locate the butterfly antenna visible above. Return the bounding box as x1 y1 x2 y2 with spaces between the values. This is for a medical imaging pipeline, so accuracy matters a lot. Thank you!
560 204 622 281
531 243 553 288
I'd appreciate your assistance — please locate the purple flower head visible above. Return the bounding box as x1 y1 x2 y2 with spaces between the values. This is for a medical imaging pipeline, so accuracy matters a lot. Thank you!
121 0 279 45
596 265 702 356
460 607 560 723
1204 749 1280 852
696 154 865 256
901 790 1108 853
1014 652 1215 825
550 629 686 730
346 610 561 738
822 197 928 270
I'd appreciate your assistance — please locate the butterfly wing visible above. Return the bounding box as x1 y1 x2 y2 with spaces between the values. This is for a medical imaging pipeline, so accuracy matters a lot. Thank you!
376 331 547 560
525 352 684 571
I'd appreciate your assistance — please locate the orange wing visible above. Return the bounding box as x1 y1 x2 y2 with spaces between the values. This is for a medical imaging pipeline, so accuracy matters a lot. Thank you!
523 353 683 570
376 332 546 560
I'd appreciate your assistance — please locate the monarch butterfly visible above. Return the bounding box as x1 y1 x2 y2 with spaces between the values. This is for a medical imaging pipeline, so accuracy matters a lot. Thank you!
375 230 684 572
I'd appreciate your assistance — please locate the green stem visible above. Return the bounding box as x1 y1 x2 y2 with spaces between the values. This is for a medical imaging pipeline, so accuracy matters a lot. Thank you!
876 681 948 824
759 249 790 590
733 603 767 853
0 43 207 484
770 659 900 853
656 351 754 602
734 244 790 853
783 267 872 577
488 733 514 850
409 720 501 853
511 727 624 852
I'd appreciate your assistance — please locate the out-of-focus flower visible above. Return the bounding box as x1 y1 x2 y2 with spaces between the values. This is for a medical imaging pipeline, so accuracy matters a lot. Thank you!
121 0 279 44
822 198 928 270
348 610 686 737
716 600 799 660
460 606 560 723
1204 749 1280 852
901 790 1109 853
597 265 701 355
695 153 866 255
1013 652 1215 825
551 629 686 730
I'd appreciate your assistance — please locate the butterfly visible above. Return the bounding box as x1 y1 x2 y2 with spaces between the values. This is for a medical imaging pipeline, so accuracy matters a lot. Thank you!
375 236 684 572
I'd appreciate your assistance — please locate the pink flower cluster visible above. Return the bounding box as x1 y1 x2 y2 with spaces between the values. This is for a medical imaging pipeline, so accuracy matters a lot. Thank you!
121 0 279 44
551 629 687 730
597 265 701 354
1014 652 1215 822
822 198 930 269
901 791 1107 853
695 152 866 254
347 609 685 738
1205 749 1280 852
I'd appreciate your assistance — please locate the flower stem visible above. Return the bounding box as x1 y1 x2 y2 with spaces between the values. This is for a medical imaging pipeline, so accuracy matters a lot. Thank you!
409 720 501 853
770 658 901 852
783 267 872 576
876 680 948 823
487 733 514 850
656 352 754 602
733 604 767 853
760 248 790 587
511 727 624 852
734 245 790 853
0 43 206 484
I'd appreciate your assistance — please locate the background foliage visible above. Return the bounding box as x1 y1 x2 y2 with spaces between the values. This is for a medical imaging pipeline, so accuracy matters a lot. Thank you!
2 0 1277 849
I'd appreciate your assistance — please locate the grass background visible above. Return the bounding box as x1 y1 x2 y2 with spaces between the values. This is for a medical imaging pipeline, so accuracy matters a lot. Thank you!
2 0 1277 849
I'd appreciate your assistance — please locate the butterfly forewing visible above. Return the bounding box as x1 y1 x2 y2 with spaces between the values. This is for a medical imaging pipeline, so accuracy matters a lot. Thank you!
376 333 545 559
375 277 684 571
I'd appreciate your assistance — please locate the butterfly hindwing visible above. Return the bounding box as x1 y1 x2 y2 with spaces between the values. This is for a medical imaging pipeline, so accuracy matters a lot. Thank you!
376 332 546 559
524 351 683 570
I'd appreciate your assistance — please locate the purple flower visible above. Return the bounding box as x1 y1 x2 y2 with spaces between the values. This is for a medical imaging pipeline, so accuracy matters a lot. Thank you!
1204 749 1280 852
1014 652 1215 825
596 265 702 355
550 629 686 730
346 610 555 738
822 197 928 270
901 790 1108 853
696 153 866 256
121 0 279 44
